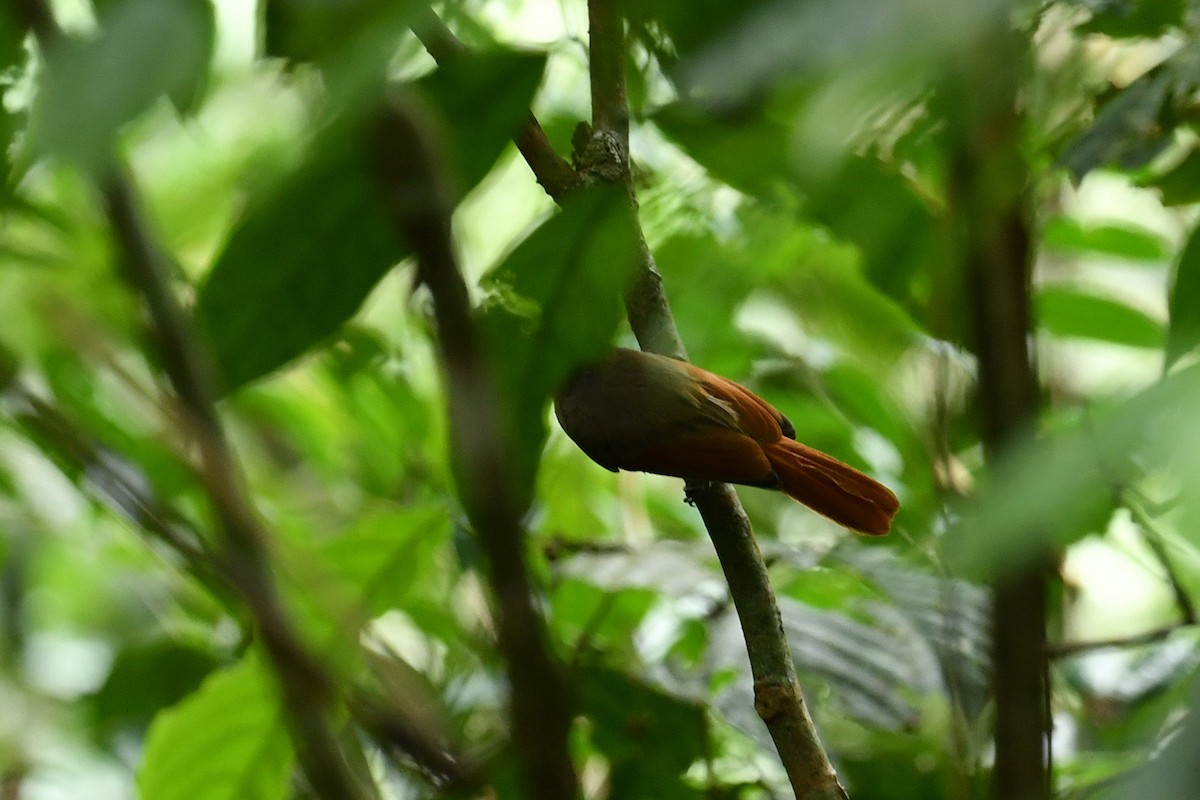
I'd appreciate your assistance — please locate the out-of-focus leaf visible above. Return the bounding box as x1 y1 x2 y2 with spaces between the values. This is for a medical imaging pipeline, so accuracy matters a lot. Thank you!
139 655 292 800
1117 673 1200 800
949 366 1200 579
264 0 400 63
819 361 923 467
419 51 548 199
1037 285 1164 349
0 4 23 71
579 662 706 800
479 185 639 505
1060 48 1200 181
652 103 792 198
796 156 940 312
1140 146 1200 207
30 0 214 171
195 117 399 393
319 505 453 619
550 578 658 659
835 545 990 717
196 50 547 393
1166 224 1200 369
1042 217 1170 262
88 637 219 740
1077 0 1186 38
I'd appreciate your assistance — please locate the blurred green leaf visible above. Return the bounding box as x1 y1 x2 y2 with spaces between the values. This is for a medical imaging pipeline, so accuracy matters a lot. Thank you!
139 655 293 800
949 367 1200 579
195 116 399 393
264 0 400 63
196 50 547 392
1042 217 1170 262
1140 146 1200 207
579 662 706 800
1037 285 1164 349
419 51 547 199
1060 49 1200 181
1166 223 1200 368
1117 674 1200 800
479 185 639 504
1078 0 1186 38
319 505 453 619
652 103 792 198
88 637 220 740
30 0 214 172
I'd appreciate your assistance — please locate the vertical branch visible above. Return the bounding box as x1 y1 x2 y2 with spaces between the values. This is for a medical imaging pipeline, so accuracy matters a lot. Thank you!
947 21 1049 800
586 2 845 798
372 97 579 800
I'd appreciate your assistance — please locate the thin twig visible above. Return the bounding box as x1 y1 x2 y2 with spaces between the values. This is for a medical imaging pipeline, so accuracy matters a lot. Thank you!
1124 490 1198 625
372 96 579 800
1049 623 1198 659
411 5 580 200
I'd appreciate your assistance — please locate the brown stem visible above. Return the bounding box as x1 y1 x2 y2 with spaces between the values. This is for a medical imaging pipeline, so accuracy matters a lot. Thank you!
948 20 1049 800
411 6 579 200
372 97 579 800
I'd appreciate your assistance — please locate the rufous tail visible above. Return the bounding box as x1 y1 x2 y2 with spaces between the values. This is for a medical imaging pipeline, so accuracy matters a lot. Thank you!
763 438 899 535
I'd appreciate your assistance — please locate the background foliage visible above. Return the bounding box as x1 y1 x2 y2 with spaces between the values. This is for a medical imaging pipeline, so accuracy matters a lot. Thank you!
1 0 1199 798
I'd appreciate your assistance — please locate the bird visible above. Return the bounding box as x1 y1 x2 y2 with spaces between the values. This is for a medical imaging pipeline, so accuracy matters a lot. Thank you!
553 348 899 535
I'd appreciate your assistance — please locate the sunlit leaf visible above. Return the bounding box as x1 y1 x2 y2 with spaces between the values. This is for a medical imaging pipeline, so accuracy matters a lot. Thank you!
1037 285 1164 349
1167 224 1200 369
319 505 453 619
30 0 214 171
140 655 292 800
1042 217 1170 262
1140 146 1200 207
196 50 547 392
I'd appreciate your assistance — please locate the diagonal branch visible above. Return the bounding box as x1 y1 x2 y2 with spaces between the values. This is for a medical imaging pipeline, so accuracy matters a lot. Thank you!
411 5 580 201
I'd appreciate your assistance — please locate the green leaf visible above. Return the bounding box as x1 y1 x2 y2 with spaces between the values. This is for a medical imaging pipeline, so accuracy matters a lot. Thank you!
264 0 397 63
578 662 706 800
948 367 1200 579
195 118 399 393
1166 224 1200 368
196 50 547 393
1140 146 1200 207
88 637 219 739
420 51 548 199
478 186 639 504
1042 217 1170 262
1037 285 1163 349
1058 49 1200 182
1078 0 1186 38
652 102 792 198
139 655 293 800
319 505 453 619
30 0 214 172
